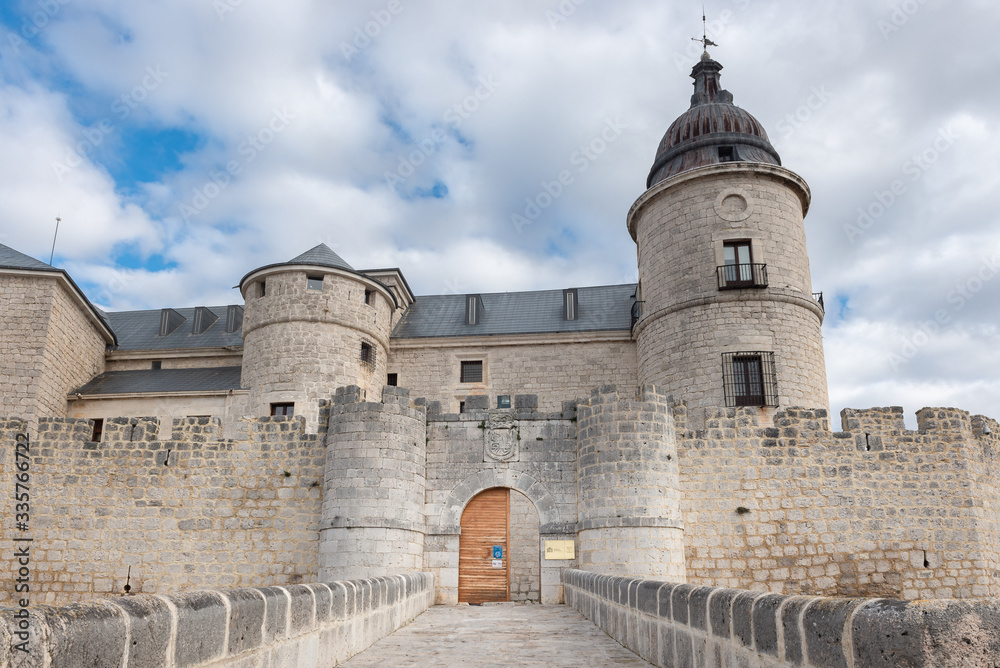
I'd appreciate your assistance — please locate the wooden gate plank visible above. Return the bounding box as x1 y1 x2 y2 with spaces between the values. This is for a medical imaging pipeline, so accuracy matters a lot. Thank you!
458 488 509 604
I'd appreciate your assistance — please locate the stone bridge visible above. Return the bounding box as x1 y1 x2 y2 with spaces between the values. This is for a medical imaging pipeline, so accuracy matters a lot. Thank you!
2 571 998 667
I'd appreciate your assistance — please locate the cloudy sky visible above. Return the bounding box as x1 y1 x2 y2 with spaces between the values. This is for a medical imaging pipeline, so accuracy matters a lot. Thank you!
0 0 997 426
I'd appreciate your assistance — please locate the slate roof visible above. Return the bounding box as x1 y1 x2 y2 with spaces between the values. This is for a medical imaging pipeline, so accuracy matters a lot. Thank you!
73 366 244 396
287 244 353 271
0 243 56 271
105 306 243 351
238 243 354 290
392 284 637 338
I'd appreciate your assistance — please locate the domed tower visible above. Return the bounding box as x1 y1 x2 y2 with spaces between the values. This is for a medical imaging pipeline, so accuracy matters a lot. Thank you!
239 244 396 429
628 53 828 413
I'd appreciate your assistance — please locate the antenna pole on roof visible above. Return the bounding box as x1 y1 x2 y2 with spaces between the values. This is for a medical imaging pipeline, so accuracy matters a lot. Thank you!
49 216 61 265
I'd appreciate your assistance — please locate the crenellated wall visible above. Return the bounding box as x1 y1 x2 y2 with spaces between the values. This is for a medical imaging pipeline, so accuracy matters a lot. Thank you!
676 404 1000 600
0 414 324 605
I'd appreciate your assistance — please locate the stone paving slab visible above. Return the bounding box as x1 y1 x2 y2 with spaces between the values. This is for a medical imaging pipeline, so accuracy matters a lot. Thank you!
341 603 653 667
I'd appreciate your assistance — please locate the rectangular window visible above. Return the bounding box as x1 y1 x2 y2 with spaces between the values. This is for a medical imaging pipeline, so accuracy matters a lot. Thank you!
563 288 577 321
460 360 483 383
497 395 511 409
360 341 376 371
90 418 104 443
722 352 778 407
151 360 162 370
259 280 266 297
307 275 323 290
270 403 294 416
718 146 736 162
459 401 466 413
387 372 398 386
719 240 767 288
364 289 373 305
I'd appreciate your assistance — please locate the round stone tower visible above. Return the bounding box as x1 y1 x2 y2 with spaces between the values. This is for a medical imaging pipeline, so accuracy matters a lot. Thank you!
239 244 396 429
628 53 828 413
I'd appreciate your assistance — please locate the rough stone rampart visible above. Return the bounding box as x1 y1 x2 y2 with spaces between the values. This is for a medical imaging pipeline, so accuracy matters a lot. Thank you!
677 404 1000 600
0 573 433 668
563 568 1000 668
0 414 324 605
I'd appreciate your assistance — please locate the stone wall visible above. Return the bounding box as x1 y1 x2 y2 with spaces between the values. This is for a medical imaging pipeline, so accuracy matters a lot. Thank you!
241 269 394 430
0 275 106 429
66 391 252 440
0 414 324 605
563 569 1000 668
510 489 541 602
319 385 427 582
105 351 243 371
676 404 1000 600
388 335 637 413
576 385 686 580
628 163 828 410
0 573 434 668
422 398 578 604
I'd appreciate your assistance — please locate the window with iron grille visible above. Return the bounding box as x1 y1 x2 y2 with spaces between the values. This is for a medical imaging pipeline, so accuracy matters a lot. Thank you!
722 352 778 407
360 341 376 372
460 360 483 383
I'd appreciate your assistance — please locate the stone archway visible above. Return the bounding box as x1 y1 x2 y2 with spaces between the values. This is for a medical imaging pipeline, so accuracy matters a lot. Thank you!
439 469 560 532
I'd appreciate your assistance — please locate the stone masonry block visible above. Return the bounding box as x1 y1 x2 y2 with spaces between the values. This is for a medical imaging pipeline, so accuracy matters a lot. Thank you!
171 591 228 666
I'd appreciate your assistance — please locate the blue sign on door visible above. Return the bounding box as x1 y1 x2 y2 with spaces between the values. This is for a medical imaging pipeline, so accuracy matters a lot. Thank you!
493 545 503 559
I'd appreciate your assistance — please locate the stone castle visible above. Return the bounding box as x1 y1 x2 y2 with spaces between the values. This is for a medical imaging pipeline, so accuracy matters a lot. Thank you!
2 52 998 612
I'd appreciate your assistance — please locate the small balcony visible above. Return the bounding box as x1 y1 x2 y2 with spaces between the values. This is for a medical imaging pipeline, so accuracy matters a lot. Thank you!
813 292 825 312
717 263 768 290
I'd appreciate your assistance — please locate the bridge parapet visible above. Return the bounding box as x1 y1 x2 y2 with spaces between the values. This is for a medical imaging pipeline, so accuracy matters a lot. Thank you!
563 569 1000 667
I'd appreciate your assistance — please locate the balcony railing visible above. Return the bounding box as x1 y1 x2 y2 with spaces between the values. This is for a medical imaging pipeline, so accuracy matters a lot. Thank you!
630 300 644 329
813 292 824 312
717 263 768 290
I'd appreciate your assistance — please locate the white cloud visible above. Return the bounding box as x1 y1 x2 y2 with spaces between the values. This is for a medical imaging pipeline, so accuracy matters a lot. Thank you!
0 0 998 422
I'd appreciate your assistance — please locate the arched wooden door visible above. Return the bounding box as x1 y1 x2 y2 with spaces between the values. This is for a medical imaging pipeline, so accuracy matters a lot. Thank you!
458 488 509 604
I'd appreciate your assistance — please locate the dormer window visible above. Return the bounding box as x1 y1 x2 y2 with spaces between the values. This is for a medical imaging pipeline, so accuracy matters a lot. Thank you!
718 146 736 162
466 294 483 325
563 289 578 321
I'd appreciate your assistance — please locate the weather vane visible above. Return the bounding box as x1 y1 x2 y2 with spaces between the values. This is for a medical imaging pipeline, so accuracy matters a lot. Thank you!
691 7 718 54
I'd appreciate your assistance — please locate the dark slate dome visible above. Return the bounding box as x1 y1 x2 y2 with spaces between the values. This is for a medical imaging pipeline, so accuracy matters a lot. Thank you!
647 53 781 188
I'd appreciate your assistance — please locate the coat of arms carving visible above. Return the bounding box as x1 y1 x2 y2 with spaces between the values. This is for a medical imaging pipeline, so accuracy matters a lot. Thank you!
484 413 518 462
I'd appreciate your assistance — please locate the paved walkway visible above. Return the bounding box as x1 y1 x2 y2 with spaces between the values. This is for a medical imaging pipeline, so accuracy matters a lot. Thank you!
341 603 652 667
